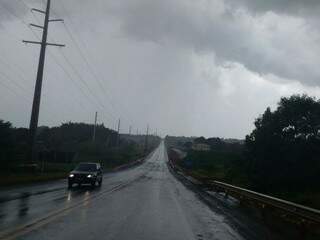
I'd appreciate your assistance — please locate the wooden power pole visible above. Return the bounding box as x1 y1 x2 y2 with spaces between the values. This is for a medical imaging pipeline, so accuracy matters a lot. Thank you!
23 0 65 162
117 118 120 146
92 111 98 142
144 124 149 153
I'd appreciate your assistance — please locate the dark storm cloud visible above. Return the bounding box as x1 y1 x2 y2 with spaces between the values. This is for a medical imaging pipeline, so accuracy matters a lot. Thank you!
226 0 320 17
0 1 29 23
106 0 320 86
4 0 320 86
1 0 320 138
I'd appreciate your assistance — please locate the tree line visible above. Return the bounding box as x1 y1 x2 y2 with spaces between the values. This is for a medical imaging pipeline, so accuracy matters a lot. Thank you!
246 94 320 194
0 121 160 172
166 94 320 206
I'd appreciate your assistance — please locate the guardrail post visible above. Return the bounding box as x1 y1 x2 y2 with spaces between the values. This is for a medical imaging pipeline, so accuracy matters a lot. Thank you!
224 190 229 199
260 204 267 220
299 220 307 240
239 195 244 205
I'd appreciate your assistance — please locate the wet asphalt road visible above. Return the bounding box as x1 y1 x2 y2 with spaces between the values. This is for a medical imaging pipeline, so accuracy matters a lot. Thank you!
0 142 252 240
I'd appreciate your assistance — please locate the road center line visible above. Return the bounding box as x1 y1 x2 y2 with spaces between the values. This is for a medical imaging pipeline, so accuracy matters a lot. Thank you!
0 175 144 240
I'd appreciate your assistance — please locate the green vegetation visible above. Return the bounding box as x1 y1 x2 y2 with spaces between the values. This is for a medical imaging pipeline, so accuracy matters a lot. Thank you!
245 94 320 208
0 121 160 187
1 172 68 186
75 142 145 169
181 150 249 186
169 94 320 209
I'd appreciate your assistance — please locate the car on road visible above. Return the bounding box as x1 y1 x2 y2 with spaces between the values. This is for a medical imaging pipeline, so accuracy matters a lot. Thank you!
68 162 103 188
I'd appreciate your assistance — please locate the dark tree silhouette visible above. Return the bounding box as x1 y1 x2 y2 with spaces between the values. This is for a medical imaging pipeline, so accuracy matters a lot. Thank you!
0 120 14 169
246 95 320 192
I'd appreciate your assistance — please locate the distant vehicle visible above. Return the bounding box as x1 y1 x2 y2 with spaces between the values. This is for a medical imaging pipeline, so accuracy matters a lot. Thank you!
68 163 103 188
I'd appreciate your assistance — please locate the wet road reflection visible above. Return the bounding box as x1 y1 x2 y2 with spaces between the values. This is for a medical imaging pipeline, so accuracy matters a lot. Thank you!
0 200 6 226
14 142 250 240
0 144 274 240
0 165 143 232
17 193 30 217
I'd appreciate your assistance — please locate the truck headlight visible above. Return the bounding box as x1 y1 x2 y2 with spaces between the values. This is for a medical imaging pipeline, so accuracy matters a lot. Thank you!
87 174 92 178
69 174 74 177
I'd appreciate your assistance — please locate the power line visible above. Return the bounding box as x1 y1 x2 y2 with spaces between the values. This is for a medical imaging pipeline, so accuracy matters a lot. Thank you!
23 0 65 162
59 25 120 119
35 36 117 125
57 0 133 124
0 76 31 102
2 2 81 119
0 56 80 118
0 70 32 95
0 56 32 86
4 0 138 130
0 74 61 122
0 48 73 123
57 48 117 121
0 24 90 122
36 14 119 122
46 32 118 123
14 6 104 121
53 1 142 132
25 20 97 116
1 1 108 126
0 1 29 25
64 22 133 122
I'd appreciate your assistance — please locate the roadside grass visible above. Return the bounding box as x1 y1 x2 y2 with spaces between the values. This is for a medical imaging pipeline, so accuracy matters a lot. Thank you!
0 172 67 187
180 150 250 187
178 150 320 209
273 191 320 210
0 162 72 187
76 147 145 170
0 147 150 187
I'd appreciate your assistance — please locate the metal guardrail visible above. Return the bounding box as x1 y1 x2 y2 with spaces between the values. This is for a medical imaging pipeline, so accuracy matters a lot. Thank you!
212 181 320 225
167 156 320 228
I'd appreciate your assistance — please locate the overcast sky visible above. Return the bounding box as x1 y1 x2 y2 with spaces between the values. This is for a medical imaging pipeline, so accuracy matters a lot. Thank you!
1 0 320 138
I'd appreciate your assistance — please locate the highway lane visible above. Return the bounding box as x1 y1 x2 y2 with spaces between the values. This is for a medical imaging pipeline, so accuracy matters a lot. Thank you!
0 142 267 240
0 154 153 235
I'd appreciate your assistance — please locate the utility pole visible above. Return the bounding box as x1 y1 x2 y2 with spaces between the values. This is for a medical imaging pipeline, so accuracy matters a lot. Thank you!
129 125 132 135
144 124 149 153
23 0 65 162
117 118 120 146
92 111 98 142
